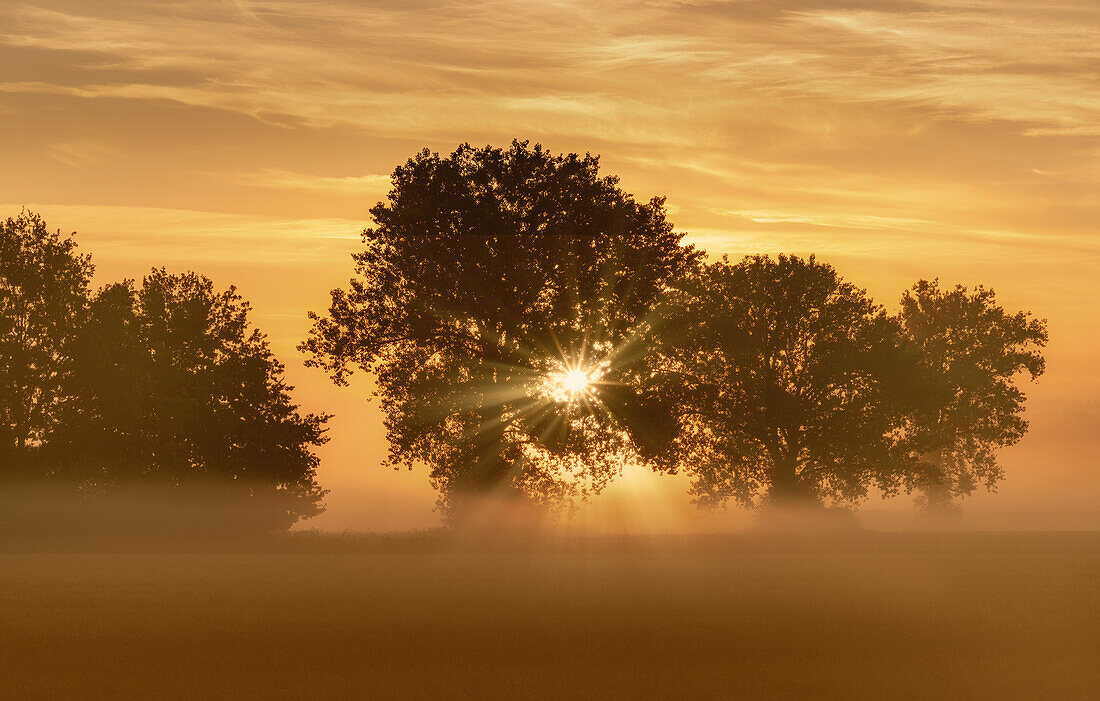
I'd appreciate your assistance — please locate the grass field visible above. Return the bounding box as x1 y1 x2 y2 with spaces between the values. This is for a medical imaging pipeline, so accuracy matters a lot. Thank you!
2 531 1097 699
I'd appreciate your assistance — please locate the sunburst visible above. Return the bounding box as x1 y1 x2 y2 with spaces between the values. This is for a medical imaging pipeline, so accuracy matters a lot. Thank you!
542 358 606 405
551 367 593 398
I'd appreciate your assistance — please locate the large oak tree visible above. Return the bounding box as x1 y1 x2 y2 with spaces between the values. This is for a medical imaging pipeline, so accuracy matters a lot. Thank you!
301 141 697 514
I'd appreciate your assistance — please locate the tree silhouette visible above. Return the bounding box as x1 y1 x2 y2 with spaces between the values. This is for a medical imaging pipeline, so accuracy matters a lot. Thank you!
46 270 328 529
633 255 910 508
0 211 93 473
897 280 1047 510
301 141 697 514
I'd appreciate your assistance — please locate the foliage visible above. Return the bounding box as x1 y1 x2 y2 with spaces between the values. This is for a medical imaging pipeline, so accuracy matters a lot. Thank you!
44 269 329 529
634 255 912 508
0 210 94 469
301 141 698 514
0 211 325 531
2 191 1052 528
897 280 1047 508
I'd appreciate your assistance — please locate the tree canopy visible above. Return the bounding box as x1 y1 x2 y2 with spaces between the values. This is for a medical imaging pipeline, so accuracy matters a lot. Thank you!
2 160 1053 530
896 279 1047 509
0 211 328 532
632 255 911 509
301 141 698 514
44 270 329 528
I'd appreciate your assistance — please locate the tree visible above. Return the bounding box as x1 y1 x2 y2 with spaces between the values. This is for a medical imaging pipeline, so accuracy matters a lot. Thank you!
0 211 93 472
47 270 329 529
301 141 697 515
897 279 1047 510
633 255 910 509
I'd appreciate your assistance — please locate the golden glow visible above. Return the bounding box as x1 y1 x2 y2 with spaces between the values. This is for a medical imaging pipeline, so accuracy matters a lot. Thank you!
2 1 1098 530
546 366 595 403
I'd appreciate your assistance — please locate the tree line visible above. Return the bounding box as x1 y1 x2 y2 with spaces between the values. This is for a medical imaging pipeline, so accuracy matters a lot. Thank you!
1 141 1048 530
0 211 327 530
303 141 1047 519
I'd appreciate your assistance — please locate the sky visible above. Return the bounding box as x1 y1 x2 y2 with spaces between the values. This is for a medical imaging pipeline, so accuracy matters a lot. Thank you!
2 0 1098 530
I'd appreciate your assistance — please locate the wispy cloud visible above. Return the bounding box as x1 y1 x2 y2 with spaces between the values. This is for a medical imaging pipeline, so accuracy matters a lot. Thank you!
228 168 390 194
0 202 365 266
3 1 1096 247
44 137 119 166
3 1 1096 142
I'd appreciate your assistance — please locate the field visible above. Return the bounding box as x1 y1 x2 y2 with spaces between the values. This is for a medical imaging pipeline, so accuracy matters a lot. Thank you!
2 531 1097 699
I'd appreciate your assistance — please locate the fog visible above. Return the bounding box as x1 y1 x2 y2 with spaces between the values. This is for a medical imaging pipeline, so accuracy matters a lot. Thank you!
4 470 1099 554
3 527 1097 699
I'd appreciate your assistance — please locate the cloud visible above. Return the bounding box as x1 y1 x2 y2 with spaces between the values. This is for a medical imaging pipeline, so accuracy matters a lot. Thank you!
0 202 365 266
2 0 1096 145
3 1 1096 268
44 137 120 166
228 169 391 194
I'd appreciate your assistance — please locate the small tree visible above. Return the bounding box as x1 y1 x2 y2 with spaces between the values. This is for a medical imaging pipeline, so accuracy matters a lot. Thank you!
0 211 93 471
301 141 697 515
897 280 1047 510
634 255 910 509
49 270 328 529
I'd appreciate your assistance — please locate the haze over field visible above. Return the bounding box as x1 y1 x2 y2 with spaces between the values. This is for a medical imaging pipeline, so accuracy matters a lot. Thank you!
2 0 1098 530
3 533 1098 699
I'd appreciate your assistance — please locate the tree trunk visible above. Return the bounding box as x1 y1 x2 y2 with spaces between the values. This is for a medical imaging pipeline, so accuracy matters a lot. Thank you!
767 456 811 505
466 408 516 493
921 447 958 513
443 411 526 528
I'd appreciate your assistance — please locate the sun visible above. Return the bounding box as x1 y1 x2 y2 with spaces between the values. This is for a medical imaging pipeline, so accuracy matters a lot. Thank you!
557 369 591 394
547 366 595 402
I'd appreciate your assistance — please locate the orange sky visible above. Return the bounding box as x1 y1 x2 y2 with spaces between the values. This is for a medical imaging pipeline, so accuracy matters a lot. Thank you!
2 0 1098 530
